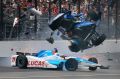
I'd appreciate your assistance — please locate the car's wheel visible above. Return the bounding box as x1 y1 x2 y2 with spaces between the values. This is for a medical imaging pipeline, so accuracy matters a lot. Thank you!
92 34 106 46
69 45 80 52
65 58 78 71
16 55 28 69
88 57 98 71
69 39 80 52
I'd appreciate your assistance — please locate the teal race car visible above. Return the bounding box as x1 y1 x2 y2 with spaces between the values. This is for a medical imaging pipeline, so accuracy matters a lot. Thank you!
11 50 109 71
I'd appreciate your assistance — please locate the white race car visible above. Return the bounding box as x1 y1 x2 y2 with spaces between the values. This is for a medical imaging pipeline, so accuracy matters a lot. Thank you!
11 50 109 71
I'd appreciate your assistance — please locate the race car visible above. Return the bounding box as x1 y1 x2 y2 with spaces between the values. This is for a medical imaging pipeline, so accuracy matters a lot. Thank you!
11 50 109 71
48 11 106 52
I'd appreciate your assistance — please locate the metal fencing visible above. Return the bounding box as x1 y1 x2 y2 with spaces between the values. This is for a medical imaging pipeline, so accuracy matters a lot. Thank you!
0 0 120 41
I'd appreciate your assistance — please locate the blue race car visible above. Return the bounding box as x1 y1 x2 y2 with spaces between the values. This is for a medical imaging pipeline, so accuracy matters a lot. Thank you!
48 11 106 52
11 50 109 71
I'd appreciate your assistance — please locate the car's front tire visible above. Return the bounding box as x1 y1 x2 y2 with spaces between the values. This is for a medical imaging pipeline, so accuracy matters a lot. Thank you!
69 39 81 52
65 58 78 71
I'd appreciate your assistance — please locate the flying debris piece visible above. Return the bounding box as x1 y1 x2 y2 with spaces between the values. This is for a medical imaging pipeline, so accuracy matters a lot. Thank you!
13 17 19 27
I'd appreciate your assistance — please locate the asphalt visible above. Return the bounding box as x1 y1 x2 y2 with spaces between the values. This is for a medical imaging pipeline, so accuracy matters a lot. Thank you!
0 67 120 79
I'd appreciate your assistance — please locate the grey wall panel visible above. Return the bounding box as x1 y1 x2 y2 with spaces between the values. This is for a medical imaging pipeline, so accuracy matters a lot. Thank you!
0 57 11 67
0 40 120 57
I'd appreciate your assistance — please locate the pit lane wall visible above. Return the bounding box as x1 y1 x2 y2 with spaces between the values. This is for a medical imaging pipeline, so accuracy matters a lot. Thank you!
0 40 120 66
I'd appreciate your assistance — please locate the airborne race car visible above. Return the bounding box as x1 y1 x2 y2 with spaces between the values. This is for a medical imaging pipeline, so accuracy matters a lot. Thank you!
11 50 109 71
47 11 106 52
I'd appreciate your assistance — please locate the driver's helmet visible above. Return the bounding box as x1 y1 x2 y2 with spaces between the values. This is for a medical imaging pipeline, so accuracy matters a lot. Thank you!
53 48 58 54
52 48 59 56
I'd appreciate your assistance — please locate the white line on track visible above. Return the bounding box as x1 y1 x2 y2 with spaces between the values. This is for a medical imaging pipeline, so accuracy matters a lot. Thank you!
0 74 120 79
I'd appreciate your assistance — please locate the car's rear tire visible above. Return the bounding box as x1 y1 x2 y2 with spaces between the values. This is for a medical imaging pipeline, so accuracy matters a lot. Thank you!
88 57 98 71
92 34 106 46
16 55 28 69
65 58 78 71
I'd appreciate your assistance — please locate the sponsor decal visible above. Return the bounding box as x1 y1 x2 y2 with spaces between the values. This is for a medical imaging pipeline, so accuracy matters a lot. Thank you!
28 61 48 67
11 57 16 62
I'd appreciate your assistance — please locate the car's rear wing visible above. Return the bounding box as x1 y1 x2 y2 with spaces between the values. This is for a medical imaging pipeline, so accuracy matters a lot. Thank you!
16 52 37 56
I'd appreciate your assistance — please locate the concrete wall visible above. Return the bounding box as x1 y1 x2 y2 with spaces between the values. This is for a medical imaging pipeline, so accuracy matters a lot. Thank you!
0 40 120 57
0 57 11 67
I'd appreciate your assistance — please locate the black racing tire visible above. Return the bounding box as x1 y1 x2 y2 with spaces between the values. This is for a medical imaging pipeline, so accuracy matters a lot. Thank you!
49 13 65 31
92 34 106 46
69 45 80 52
68 39 81 52
88 57 98 71
65 58 78 71
16 55 28 69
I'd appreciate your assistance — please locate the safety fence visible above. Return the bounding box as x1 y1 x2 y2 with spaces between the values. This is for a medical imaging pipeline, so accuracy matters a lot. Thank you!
0 0 120 41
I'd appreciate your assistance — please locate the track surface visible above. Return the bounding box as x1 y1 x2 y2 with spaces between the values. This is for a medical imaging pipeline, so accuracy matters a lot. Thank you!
0 67 120 79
